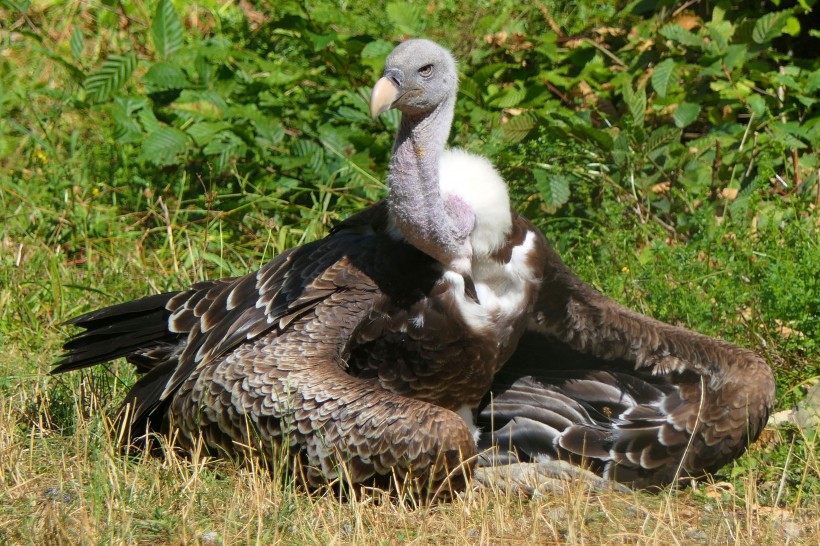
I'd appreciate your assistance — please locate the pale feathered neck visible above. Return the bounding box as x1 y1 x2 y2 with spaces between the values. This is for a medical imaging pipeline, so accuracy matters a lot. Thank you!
387 93 474 270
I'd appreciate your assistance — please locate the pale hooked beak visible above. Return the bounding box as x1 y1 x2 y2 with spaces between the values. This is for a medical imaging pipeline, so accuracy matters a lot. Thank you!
370 77 400 120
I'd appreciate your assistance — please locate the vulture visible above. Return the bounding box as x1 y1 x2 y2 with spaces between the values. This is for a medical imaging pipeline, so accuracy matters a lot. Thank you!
54 39 546 492
54 38 776 493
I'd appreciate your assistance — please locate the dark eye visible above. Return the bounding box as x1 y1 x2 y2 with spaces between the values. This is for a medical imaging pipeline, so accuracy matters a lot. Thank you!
418 64 433 77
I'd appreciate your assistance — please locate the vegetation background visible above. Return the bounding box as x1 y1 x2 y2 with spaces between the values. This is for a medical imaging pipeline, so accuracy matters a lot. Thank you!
1 0 818 543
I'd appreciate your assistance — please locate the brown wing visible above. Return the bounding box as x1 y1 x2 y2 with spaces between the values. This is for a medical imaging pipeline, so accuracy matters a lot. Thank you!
170 274 476 488
478 240 776 488
55 203 477 489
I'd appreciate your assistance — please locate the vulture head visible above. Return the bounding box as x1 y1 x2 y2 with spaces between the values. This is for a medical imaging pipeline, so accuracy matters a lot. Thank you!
369 39 512 277
370 38 458 120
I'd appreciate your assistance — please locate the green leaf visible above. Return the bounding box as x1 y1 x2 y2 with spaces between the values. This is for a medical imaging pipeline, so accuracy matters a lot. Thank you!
623 84 646 127
318 123 351 155
187 121 231 146
752 11 789 44
722 45 747 71
651 59 676 98
84 53 137 102
70 28 83 61
472 63 508 86
144 62 190 92
784 16 801 37
171 90 225 120
771 121 810 149
139 127 189 166
303 29 338 50
673 102 701 128
335 106 370 122
114 95 150 115
570 122 614 152
490 87 526 108
747 94 766 118
203 131 247 170
611 132 630 167
105 103 142 144
360 39 394 72
361 40 394 60
645 126 681 155
533 169 571 208
501 112 536 143
806 68 820 94
706 20 734 53
659 24 702 47
459 76 480 103
152 0 184 59
255 120 285 148
107 96 150 144
386 2 426 36
138 107 161 134
291 140 324 173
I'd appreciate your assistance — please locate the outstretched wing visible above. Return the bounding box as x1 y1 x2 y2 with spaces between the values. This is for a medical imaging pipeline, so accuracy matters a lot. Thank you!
478 241 775 488
54 205 392 423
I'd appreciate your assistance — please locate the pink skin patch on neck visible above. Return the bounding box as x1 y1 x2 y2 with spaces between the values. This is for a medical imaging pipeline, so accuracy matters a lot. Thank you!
444 193 476 241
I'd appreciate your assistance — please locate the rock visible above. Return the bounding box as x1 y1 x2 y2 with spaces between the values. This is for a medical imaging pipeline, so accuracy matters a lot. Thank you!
795 381 820 431
474 461 630 496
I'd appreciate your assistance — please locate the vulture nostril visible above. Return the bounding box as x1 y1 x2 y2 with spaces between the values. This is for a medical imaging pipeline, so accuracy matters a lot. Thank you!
384 68 403 88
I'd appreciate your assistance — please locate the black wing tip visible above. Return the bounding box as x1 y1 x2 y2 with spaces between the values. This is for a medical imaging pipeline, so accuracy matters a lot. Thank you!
51 358 86 375
61 291 181 327
53 291 183 375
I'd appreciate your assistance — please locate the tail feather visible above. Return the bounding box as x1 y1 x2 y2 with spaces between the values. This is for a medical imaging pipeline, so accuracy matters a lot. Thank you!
53 291 180 374
487 400 575 432
479 416 562 464
64 291 178 328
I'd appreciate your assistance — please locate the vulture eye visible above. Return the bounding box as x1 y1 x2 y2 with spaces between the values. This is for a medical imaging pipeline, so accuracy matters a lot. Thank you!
418 64 433 77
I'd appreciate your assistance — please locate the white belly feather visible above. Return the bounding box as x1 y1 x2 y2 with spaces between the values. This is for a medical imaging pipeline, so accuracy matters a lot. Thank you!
439 149 537 330
438 149 512 256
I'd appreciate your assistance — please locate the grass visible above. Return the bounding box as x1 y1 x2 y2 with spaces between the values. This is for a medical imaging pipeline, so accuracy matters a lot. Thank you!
1 355 818 545
1 403 818 544
2 0 819 543
2 174 818 544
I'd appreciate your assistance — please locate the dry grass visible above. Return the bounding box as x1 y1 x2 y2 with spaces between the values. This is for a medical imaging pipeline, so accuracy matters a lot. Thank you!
1 361 818 545
0 3 820 545
1 208 818 545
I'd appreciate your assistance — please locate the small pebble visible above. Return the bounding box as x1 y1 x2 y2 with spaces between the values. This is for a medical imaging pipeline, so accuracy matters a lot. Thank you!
200 531 220 546
781 521 802 539
684 529 708 542
43 486 75 504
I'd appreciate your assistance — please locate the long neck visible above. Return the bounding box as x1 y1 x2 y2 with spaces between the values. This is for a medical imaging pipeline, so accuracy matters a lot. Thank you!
387 95 469 267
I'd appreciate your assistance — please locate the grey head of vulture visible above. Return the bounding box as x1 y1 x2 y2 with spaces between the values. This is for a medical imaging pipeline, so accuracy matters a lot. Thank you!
371 38 519 278
53 38 546 496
